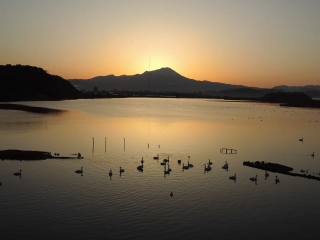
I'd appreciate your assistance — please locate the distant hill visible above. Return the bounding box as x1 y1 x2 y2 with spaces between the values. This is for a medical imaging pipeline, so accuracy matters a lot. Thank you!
205 88 282 98
273 85 320 92
69 67 248 93
0 64 81 101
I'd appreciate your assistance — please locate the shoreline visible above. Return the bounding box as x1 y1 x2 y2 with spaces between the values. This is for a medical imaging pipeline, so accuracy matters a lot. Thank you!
0 103 66 114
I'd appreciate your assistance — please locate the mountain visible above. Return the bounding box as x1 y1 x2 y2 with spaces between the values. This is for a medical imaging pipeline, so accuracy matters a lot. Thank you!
205 88 282 98
273 85 320 92
0 64 81 101
69 67 248 93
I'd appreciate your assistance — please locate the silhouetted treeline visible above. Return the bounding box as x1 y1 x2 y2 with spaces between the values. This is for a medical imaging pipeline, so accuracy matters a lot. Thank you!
0 64 81 101
261 92 320 108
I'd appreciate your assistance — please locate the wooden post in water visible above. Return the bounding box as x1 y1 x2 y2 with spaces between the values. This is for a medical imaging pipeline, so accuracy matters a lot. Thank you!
93 137 94 149
124 138 125 151
105 137 106 152
148 143 149 149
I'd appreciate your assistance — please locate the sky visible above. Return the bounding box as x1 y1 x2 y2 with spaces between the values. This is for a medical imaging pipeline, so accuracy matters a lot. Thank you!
0 0 319 88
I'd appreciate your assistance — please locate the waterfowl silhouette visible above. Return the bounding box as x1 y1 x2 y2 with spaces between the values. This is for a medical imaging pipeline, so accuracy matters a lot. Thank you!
13 170 22 176
153 154 159 160
250 175 257 181
137 164 143 171
275 176 280 183
119 166 125 173
182 163 189 170
75 167 83 174
177 159 181 164
265 171 269 178
299 137 303 142
311 152 315 158
109 170 113 177
188 161 193 168
229 174 236 180
222 161 229 170
141 157 144 164
208 159 212 165
204 164 211 172
170 192 173 197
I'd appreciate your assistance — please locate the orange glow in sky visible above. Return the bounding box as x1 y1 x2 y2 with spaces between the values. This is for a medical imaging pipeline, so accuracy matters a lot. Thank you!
0 1 319 88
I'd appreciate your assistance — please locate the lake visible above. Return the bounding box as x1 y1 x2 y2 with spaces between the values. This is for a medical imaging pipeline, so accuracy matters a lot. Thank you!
0 98 319 240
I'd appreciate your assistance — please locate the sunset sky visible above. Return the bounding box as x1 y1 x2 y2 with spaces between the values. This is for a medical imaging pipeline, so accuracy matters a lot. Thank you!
1 0 319 88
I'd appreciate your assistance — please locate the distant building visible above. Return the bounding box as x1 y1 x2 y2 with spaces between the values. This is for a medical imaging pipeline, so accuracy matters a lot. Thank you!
93 86 99 93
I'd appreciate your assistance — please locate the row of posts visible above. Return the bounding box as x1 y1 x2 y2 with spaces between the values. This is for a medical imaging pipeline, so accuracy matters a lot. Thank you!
92 137 152 152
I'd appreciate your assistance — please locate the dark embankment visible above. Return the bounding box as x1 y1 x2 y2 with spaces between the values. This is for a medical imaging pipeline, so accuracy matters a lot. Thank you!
0 103 66 114
243 161 320 181
0 150 53 160
260 92 320 108
0 64 81 102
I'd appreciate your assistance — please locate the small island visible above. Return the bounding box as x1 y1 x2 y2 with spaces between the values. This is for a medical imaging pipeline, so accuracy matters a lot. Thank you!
0 150 83 160
0 103 66 114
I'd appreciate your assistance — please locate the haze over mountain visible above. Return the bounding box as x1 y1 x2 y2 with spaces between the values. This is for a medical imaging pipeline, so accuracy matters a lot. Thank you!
69 67 249 93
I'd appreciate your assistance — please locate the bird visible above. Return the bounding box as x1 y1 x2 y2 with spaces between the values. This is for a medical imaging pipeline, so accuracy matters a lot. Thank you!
164 167 170 175
222 161 229 170
75 167 83 174
0 182 2 186
250 175 258 181
229 174 236 180
311 152 315 157
141 157 144 164
275 176 280 183
170 192 173 197
208 159 212 165
153 154 159 160
109 170 113 177
300 169 305 173
177 159 181 164
299 137 303 142
265 171 269 178
182 163 189 170
137 164 143 171
13 170 22 176
160 162 166 165
188 161 193 168
119 166 124 173
204 164 211 172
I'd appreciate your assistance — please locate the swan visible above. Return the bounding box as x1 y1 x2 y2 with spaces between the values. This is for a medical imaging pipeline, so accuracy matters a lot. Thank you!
265 171 269 177
160 162 166 165
0 182 2 186
164 167 170 175
311 152 315 157
275 176 280 183
204 164 211 171
137 164 143 171
182 163 189 170
153 154 159 160
300 169 305 173
229 174 236 180
75 167 83 174
109 170 113 177
13 170 22 176
177 159 181 164
119 167 124 173
208 159 212 165
250 175 258 181
170 192 173 197
141 157 144 164
299 137 303 142
188 161 193 168
222 161 229 169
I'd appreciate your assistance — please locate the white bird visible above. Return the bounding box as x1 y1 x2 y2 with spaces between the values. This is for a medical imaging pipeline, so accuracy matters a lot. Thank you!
275 176 280 183
75 167 83 174
229 174 236 180
13 170 22 176
250 175 258 181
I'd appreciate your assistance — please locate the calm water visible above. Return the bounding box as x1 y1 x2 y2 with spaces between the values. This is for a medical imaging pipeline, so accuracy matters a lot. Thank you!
0 98 319 240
